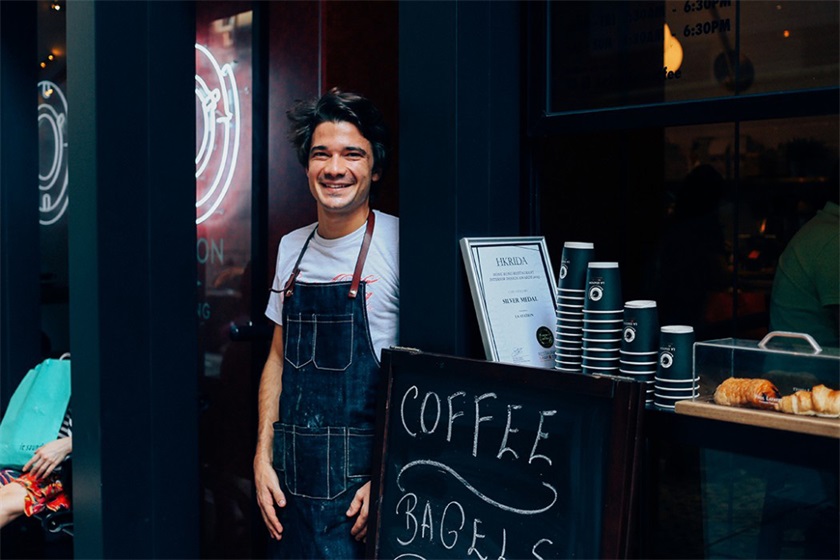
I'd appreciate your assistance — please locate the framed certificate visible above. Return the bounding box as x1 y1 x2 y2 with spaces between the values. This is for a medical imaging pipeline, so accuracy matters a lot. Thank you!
460 237 558 368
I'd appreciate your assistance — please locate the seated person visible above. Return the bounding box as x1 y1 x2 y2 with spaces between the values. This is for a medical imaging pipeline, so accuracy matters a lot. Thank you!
769 187 839 348
0 410 72 529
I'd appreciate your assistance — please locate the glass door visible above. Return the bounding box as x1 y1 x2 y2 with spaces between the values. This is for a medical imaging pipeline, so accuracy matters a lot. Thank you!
195 5 256 557
39 0 70 361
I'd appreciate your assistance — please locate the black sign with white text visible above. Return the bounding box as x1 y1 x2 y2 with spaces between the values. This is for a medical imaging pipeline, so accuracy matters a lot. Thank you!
368 349 643 560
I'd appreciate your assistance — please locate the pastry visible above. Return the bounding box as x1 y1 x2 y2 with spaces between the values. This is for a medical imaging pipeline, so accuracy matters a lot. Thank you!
811 384 840 417
776 389 815 416
713 377 780 410
778 384 840 418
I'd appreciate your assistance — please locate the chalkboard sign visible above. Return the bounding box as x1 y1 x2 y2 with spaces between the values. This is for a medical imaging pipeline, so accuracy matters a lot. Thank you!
367 349 644 559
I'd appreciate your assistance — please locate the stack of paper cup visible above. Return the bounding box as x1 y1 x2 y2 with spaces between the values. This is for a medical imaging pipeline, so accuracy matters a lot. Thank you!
654 325 699 410
620 300 659 406
581 262 622 375
555 242 594 373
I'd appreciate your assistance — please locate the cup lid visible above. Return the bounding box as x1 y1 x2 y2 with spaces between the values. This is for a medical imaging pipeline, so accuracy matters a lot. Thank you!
625 300 657 309
564 241 594 249
660 325 694 333
588 262 619 269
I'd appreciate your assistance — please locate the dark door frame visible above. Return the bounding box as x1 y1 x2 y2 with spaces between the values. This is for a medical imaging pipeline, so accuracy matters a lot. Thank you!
66 2 198 557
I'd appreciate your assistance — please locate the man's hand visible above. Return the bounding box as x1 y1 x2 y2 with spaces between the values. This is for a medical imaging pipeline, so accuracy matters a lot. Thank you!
254 457 286 540
347 481 372 542
23 437 72 479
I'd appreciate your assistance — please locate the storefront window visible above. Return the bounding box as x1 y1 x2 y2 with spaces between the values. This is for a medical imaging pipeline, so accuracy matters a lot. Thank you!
661 116 839 340
195 11 253 374
195 5 254 557
659 123 735 338
38 0 69 358
546 1 839 112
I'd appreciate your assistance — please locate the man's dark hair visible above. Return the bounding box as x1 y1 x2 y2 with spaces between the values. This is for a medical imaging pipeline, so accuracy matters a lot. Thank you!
287 87 388 178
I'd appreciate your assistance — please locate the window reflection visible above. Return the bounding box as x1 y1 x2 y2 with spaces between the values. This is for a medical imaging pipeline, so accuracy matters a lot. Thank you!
195 7 254 558
661 116 839 340
739 117 839 341
38 0 69 359
195 11 252 379
547 1 839 112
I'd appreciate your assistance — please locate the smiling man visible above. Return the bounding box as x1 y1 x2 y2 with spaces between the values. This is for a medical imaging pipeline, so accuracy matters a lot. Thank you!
254 88 399 559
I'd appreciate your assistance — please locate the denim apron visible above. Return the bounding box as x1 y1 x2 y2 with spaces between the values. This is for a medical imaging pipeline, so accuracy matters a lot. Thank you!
271 213 379 559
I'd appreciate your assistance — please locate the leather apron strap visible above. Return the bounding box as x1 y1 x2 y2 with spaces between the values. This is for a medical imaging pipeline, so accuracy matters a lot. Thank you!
283 211 376 299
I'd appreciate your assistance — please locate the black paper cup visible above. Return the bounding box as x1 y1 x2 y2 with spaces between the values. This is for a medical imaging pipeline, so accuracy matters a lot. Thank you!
557 303 585 314
621 300 659 354
557 315 584 324
618 359 657 373
582 345 620 354
583 353 620 364
557 288 586 295
619 349 658 358
581 363 620 374
656 325 695 381
582 336 621 347
654 386 699 399
558 292 586 301
620 370 655 382
583 309 624 322
583 320 623 330
654 390 699 402
555 359 582 369
584 262 622 311
654 376 699 389
582 327 623 335
558 348 583 358
558 242 595 292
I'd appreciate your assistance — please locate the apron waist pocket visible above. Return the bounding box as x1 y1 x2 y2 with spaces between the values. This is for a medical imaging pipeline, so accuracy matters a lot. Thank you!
273 423 374 500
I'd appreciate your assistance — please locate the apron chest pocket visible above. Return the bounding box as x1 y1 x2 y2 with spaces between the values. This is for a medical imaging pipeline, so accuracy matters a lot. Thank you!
284 313 354 371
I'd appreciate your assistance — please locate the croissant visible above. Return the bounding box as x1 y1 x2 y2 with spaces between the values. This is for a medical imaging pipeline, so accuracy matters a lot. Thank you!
713 377 780 410
776 390 815 416
778 384 840 417
811 385 840 417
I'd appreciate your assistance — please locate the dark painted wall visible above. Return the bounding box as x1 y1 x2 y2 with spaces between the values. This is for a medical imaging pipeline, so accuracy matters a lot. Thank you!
399 1 523 358
0 1 41 413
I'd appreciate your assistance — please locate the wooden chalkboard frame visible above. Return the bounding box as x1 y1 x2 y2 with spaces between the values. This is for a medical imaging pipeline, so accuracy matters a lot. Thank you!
366 348 645 559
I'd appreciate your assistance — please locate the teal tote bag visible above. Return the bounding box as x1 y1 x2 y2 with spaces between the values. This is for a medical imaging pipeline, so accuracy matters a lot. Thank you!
0 359 71 469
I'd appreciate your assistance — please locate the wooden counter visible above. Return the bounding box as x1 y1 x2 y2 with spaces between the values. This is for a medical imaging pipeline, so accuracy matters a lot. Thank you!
675 396 840 439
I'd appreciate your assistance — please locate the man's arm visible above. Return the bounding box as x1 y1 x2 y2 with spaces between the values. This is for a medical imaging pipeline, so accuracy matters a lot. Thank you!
254 325 286 540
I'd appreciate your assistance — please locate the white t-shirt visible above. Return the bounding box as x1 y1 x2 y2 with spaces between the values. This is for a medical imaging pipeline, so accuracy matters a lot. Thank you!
265 210 399 361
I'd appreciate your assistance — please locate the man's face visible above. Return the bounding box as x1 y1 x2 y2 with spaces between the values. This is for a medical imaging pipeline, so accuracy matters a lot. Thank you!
306 121 379 219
